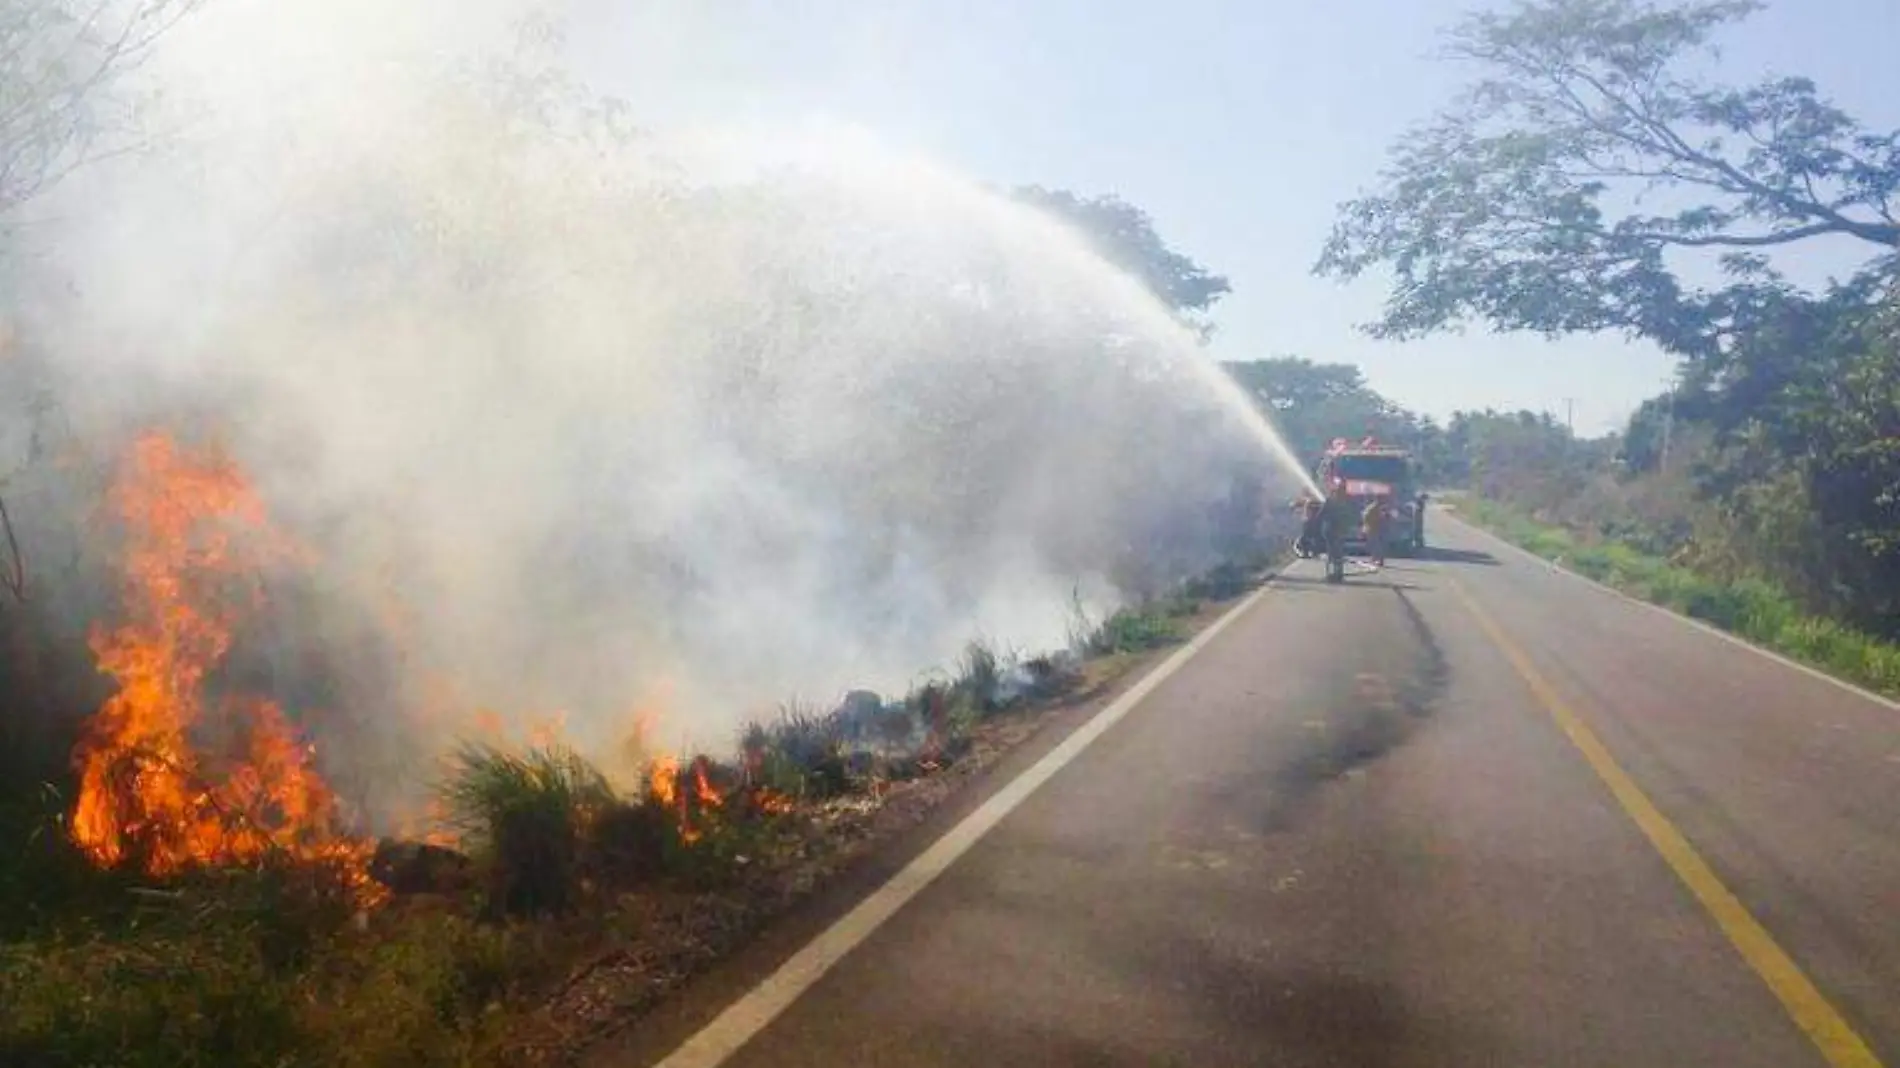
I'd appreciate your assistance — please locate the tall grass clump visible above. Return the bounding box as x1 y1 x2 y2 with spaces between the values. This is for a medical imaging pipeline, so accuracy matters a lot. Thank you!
739 703 851 800
954 639 1004 714
439 743 616 917
1064 587 1100 654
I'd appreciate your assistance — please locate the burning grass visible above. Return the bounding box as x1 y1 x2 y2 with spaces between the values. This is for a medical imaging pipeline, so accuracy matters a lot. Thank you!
1 430 1281 1067
68 433 379 905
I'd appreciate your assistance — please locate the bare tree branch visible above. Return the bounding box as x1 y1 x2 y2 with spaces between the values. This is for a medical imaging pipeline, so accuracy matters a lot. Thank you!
0 1 200 219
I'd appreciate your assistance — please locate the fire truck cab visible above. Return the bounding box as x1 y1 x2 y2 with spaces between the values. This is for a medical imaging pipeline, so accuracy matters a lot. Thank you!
1316 436 1428 557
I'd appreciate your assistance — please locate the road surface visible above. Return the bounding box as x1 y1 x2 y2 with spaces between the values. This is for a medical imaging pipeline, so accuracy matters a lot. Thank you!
601 512 1900 1068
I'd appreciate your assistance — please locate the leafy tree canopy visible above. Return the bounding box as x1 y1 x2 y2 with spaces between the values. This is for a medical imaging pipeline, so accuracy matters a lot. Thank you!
1224 357 1446 476
1315 0 1899 358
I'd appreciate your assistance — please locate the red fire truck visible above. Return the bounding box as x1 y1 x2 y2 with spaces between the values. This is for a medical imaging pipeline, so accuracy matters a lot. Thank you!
1316 436 1429 556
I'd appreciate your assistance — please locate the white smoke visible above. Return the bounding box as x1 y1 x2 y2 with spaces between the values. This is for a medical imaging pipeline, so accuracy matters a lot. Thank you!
6 0 1289 813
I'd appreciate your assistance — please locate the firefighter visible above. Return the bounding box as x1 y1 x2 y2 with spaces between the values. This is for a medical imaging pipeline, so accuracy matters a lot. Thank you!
1292 493 1325 558
1319 480 1357 581
1362 494 1392 568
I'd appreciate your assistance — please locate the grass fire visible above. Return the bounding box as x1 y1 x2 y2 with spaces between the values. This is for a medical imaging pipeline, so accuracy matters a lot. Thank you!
3 419 1264 1065
0 3 1294 1065
70 431 377 899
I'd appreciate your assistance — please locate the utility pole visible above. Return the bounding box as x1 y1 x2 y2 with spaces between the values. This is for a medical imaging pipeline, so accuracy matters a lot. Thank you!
1563 397 1575 437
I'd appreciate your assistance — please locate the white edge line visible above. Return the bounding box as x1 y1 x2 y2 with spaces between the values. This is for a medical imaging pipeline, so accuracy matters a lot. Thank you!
650 576 1281 1068
1442 508 1900 712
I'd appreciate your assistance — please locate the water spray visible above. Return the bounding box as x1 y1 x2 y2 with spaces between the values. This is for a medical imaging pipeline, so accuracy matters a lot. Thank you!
19 2 1320 811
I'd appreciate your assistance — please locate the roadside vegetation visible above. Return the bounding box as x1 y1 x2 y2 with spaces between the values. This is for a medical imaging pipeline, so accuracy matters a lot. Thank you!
1292 0 1900 692
0 557 1277 1068
0 6 1300 1063
1460 497 1900 697
13 0 1896 1063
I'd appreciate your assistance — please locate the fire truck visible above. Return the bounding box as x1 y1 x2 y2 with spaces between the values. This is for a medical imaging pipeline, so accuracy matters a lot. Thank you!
1316 436 1429 557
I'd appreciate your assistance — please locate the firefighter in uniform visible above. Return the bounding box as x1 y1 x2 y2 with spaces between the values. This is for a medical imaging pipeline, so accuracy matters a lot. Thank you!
1362 494 1392 568
1292 493 1325 558
1319 480 1357 580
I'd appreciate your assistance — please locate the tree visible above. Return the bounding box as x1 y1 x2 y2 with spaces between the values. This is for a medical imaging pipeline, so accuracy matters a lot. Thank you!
1691 282 1900 629
1315 0 1899 359
1223 357 1444 476
1012 185 1231 330
1445 408 1598 508
0 1 203 606
0 0 197 223
1619 394 1673 472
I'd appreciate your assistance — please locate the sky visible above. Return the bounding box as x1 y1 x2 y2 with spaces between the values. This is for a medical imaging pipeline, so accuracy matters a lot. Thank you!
567 0 1900 436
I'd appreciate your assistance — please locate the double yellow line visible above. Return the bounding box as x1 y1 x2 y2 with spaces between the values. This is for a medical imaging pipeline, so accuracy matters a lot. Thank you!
1450 579 1884 1068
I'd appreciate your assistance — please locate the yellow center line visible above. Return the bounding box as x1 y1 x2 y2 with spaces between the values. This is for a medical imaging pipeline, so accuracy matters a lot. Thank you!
1449 578 1884 1068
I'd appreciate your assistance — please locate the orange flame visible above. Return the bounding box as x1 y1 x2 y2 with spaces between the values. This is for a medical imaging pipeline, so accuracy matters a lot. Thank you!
526 710 568 750
692 760 720 809
649 753 680 809
69 432 376 898
754 790 796 816
644 750 725 845
471 708 506 738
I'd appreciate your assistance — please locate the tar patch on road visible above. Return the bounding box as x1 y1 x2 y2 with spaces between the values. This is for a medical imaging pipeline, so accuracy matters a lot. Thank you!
1264 587 1449 833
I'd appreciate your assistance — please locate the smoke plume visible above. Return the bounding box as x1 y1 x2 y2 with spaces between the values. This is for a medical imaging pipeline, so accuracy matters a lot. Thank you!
2 0 1287 817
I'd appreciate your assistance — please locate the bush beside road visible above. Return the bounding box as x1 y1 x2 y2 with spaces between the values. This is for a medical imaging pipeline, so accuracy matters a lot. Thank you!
1454 497 1900 700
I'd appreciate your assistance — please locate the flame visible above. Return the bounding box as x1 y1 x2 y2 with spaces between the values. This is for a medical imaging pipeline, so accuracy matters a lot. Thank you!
644 750 726 845
626 695 796 843
692 759 720 809
649 753 680 809
526 709 568 750
69 432 376 899
472 708 506 738
754 789 796 816
392 794 462 851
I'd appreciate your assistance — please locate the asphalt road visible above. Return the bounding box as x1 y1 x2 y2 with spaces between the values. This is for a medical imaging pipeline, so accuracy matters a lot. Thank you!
604 511 1900 1068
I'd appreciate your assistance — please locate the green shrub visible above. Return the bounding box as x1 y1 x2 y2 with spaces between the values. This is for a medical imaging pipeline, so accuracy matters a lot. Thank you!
1859 642 1900 692
1088 607 1180 655
1 924 299 1068
0 883 535 1068
439 744 617 918
1466 497 1900 699
1159 594 1202 618
307 913 525 1068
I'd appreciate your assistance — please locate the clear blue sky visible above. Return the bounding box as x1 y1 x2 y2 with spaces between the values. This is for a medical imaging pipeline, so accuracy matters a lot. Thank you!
568 0 1899 436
